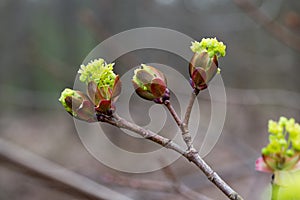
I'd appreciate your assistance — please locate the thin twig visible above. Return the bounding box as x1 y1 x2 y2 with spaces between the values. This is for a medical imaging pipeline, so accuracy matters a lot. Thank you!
165 101 193 149
100 114 244 200
164 89 199 150
164 98 194 150
101 114 186 156
101 173 174 192
183 89 199 126
102 171 213 200
164 100 181 127
0 137 133 200
161 160 213 200
160 89 243 199
233 0 300 52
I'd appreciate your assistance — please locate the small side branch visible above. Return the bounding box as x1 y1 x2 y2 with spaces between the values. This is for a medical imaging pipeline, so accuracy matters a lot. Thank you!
161 160 214 200
101 114 187 156
164 89 199 150
164 100 193 150
101 171 214 200
164 100 181 127
187 151 244 200
183 89 199 126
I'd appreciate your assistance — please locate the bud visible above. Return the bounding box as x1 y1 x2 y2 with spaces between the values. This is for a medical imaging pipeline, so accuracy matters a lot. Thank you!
132 64 169 104
189 37 226 91
58 88 97 122
78 58 121 115
87 76 121 115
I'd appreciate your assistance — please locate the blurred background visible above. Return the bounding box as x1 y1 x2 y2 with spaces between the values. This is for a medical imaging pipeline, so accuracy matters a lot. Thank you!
0 0 300 199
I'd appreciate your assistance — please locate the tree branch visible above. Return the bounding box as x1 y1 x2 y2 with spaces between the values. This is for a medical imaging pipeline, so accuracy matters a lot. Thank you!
164 100 193 149
164 89 199 151
183 89 199 126
164 100 182 127
101 171 214 200
100 114 244 200
0 137 133 200
161 160 214 200
233 0 300 52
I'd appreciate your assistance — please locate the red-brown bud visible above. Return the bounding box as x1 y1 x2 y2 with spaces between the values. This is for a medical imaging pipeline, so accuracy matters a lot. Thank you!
132 64 169 103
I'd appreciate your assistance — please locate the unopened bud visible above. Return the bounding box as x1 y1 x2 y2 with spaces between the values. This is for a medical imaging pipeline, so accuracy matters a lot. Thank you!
132 64 169 103
59 88 97 122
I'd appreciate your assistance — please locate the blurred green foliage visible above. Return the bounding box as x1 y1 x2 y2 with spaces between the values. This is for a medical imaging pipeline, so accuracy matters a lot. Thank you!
272 170 300 200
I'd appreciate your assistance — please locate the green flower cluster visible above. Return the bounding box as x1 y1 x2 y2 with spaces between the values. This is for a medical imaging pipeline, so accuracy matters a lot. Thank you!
59 58 122 120
190 37 226 58
78 58 116 88
262 117 300 157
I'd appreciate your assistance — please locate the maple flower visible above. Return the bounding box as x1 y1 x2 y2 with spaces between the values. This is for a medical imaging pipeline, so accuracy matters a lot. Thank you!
189 37 226 90
256 116 300 173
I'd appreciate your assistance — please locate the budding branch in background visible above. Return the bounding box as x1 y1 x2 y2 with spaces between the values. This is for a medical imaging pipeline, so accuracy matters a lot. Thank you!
59 38 245 199
256 117 300 199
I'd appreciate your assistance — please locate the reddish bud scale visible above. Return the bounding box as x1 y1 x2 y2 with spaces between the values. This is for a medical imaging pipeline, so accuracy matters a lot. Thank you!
132 64 169 104
189 52 218 91
87 75 121 116
64 91 97 122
